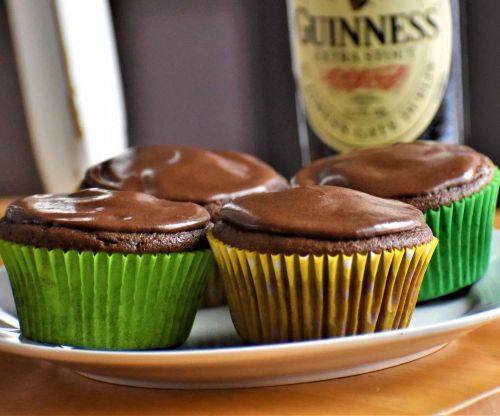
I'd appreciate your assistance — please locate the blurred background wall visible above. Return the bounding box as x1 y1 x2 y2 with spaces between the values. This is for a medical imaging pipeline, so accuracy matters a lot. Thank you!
0 0 498 195
0 2 42 194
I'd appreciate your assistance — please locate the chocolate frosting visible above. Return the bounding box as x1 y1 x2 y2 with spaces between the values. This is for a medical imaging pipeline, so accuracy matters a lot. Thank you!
293 141 489 198
82 146 289 204
219 185 426 240
5 188 210 233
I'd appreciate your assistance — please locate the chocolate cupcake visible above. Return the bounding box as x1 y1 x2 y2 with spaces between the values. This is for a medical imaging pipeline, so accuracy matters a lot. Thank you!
81 145 289 306
208 186 437 343
293 141 499 301
0 188 213 349
81 145 288 220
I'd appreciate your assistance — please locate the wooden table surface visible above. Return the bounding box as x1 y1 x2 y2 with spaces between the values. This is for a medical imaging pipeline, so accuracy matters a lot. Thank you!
0 199 499 415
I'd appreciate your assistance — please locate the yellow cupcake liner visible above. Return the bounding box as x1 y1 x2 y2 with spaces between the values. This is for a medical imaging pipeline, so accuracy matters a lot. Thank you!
208 233 438 343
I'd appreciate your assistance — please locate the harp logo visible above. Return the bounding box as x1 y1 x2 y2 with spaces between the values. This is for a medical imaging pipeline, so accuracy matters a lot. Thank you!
349 0 369 11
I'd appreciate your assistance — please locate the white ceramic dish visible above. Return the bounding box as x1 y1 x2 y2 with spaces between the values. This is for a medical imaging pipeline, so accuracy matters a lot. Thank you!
1 231 500 389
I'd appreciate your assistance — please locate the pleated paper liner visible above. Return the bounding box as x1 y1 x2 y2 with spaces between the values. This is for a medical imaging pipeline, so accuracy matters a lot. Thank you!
419 169 500 302
199 265 227 307
0 240 213 350
208 233 438 344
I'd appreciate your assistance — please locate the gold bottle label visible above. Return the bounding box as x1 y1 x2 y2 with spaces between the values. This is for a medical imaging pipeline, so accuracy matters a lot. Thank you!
290 0 453 152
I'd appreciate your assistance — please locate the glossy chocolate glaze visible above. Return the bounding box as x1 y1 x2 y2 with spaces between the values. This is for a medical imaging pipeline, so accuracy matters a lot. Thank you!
82 146 289 204
293 141 491 198
213 221 433 256
219 185 427 240
4 188 210 233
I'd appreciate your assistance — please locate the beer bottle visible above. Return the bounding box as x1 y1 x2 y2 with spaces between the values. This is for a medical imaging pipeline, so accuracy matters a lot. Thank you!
287 0 467 163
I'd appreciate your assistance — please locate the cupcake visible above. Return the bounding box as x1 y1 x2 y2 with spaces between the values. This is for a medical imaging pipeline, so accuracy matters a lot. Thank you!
0 188 213 350
208 186 437 343
81 145 289 306
293 141 499 301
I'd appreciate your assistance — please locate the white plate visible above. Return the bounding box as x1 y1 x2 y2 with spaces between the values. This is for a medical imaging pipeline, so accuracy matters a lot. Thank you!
1 232 500 389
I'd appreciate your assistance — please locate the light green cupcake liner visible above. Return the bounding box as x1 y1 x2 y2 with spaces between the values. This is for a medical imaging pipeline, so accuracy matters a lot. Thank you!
419 169 500 302
0 240 213 350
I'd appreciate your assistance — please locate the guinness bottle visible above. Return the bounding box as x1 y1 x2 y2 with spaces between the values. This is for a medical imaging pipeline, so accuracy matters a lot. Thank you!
287 0 467 163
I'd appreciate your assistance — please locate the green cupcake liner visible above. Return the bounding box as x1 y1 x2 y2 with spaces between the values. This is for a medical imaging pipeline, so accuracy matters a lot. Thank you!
419 169 500 301
0 240 213 350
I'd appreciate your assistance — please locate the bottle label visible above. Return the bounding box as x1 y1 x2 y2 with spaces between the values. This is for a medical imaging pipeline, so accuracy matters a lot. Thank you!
290 0 453 151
